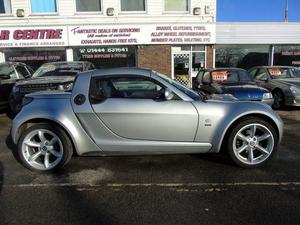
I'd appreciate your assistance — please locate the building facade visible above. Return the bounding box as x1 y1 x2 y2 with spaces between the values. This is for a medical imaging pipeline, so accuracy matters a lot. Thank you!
0 0 216 86
215 23 300 69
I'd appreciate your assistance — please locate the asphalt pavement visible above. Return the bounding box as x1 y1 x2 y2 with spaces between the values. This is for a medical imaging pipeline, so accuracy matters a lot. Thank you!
0 109 300 225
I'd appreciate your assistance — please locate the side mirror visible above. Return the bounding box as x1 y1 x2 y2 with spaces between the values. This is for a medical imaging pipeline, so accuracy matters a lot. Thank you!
202 73 211 85
164 88 174 100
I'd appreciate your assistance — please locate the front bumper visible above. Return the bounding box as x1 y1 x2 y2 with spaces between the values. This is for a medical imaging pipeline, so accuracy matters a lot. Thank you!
285 95 300 107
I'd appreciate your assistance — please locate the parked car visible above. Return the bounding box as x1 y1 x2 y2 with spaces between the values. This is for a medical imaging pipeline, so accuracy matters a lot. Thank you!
11 68 283 172
0 62 32 111
10 61 95 114
248 66 300 109
192 68 274 106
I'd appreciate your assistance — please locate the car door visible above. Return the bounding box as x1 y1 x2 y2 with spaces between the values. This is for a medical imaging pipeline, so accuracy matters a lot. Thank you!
89 75 199 142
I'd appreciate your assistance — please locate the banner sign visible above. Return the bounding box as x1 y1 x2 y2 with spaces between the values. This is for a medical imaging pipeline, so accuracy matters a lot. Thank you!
0 26 68 48
68 24 216 46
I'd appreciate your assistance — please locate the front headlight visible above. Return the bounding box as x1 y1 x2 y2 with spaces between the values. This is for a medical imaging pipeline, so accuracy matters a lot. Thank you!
12 85 20 93
57 83 73 91
290 86 300 96
263 92 273 99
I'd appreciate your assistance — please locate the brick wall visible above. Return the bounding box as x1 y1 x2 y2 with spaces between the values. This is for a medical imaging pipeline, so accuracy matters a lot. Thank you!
137 45 172 77
206 45 214 68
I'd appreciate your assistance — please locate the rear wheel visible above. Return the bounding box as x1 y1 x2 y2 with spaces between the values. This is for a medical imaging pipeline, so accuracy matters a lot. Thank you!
17 123 73 172
272 90 285 109
227 117 278 168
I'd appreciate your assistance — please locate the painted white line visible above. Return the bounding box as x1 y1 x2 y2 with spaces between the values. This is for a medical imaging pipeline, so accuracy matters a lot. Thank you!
1 182 300 188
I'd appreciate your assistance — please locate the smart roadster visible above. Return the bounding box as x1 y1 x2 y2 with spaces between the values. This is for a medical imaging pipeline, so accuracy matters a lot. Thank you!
11 68 283 172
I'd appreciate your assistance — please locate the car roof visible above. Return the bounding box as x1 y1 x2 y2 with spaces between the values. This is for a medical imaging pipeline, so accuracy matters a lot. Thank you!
91 67 154 77
250 66 298 69
203 68 247 72
0 62 27 66
42 61 89 66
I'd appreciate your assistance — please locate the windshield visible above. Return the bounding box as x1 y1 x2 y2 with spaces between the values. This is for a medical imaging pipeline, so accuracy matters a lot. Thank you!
32 63 83 77
158 73 202 101
268 68 300 79
211 70 252 84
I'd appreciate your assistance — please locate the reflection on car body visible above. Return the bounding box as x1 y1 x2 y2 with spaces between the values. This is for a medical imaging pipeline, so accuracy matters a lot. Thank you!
193 68 274 106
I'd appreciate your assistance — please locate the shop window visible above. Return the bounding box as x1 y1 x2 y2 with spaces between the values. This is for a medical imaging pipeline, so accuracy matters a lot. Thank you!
5 48 66 71
215 45 270 70
76 0 101 12
164 0 189 12
0 0 11 14
31 0 57 13
121 0 145 11
73 46 136 69
273 46 300 67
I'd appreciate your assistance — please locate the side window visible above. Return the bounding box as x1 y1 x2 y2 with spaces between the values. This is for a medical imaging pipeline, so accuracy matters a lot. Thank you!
15 65 31 79
90 76 166 102
254 69 268 80
0 64 16 79
248 69 257 79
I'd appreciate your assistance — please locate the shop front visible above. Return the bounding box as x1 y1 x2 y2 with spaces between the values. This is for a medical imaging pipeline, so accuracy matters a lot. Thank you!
4 47 66 71
72 46 136 68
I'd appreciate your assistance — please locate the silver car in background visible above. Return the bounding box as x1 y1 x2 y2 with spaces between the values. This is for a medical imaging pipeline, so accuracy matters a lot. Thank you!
11 68 283 172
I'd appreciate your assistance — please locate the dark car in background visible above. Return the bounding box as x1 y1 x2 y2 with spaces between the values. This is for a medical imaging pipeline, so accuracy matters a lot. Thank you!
249 66 300 109
0 62 32 111
10 61 95 114
193 68 274 106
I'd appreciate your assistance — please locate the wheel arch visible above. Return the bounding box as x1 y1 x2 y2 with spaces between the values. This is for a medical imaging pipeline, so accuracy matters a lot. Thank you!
218 113 281 153
15 118 78 155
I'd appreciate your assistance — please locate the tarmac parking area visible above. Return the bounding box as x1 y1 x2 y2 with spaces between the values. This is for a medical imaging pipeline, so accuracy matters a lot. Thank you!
0 109 300 225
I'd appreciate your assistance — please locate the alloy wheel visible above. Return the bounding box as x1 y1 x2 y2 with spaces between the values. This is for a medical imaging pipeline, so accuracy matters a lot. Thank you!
233 123 274 165
21 129 64 171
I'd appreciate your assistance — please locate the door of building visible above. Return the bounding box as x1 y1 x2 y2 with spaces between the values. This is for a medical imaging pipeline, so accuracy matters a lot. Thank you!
172 52 191 87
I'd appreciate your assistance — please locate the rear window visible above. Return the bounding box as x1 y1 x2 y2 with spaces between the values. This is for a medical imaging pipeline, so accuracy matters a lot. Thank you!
211 70 252 83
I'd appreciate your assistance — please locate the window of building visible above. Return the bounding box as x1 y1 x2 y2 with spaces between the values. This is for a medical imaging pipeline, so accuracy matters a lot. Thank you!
215 45 270 70
5 48 66 71
164 0 189 12
76 0 101 12
273 45 300 67
0 0 11 14
31 0 57 13
73 46 136 69
121 0 145 11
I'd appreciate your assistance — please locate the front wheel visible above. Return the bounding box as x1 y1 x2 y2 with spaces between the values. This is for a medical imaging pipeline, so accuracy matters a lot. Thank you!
17 124 73 172
227 118 278 168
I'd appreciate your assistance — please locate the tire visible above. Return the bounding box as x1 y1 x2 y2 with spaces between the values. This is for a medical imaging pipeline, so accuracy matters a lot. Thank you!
272 90 285 109
227 117 278 168
17 123 73 172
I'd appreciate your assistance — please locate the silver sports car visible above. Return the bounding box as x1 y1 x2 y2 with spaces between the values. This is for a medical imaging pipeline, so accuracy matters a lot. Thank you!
11 68 283 172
